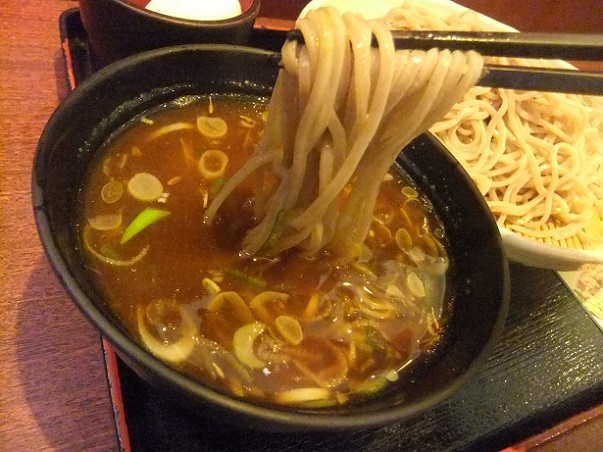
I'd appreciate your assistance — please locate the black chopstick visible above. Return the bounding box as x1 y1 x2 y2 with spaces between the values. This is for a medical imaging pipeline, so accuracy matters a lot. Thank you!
284 29 603 96
286 29 603 61
479 65 603 95
391 30 603 61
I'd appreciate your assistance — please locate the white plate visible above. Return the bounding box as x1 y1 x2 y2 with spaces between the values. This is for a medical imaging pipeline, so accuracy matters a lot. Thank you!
299 0 603 270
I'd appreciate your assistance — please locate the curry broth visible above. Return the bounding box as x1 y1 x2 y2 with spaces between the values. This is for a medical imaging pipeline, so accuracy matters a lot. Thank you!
79 95 451 406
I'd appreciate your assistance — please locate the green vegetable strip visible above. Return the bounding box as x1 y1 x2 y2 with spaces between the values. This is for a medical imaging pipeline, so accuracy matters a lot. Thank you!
262 209 286 252
224 268 267 290
352 376 388 396
366 327 387 352
300 398 339 408
210 177 226 194
99 244 120 260
121 208 171 244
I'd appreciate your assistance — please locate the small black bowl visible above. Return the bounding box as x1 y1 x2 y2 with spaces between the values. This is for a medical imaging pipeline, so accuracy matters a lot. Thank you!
32 44 509 432
79 0 261 68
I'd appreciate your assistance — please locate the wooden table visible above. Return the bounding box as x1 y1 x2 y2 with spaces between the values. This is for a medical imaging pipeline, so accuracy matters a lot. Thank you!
1 1 602 451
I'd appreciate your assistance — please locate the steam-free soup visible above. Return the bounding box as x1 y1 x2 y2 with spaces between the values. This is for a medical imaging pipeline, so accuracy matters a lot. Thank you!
79 95 451 406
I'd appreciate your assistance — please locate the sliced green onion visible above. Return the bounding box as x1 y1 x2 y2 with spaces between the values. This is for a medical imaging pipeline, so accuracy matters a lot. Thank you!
208 291 254 324
127 172 164 202
250 291 290 324
83 225 149 266
407 271 426 298
198 150 229 180
274 387 332 404
137 303 196 363
197 116 228 139
275 315 303 345
202 277 221 295
121 208 171 244
87 211 123 231
233 322 266 369
147 122 195 142
101 180 124 204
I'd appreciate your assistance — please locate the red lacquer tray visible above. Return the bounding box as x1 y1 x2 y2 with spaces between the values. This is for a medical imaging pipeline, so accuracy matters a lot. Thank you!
59 9 603 452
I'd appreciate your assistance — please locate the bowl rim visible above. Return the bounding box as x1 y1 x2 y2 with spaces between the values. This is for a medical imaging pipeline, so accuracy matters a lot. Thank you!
33 43 509 431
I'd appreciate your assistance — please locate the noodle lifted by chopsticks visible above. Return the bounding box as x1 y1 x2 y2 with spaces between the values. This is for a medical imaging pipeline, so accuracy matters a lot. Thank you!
205 6 483 261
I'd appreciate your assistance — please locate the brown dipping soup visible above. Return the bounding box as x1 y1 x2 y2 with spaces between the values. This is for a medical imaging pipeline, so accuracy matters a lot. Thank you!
78 94 451 407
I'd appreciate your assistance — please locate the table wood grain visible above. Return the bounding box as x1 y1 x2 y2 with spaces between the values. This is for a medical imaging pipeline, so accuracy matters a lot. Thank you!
1 1 601 451
0 1 118 450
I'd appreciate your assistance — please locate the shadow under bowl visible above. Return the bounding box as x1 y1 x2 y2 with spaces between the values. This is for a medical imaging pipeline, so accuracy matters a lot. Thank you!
32 44 509 432
79 0 261 68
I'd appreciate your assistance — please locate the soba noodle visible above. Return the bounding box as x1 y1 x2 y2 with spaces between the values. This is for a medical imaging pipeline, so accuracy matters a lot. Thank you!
205 6 483 261
385 1 603 249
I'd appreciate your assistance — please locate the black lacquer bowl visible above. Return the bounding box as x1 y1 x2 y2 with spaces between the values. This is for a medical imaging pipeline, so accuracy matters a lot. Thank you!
32 45 509 432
